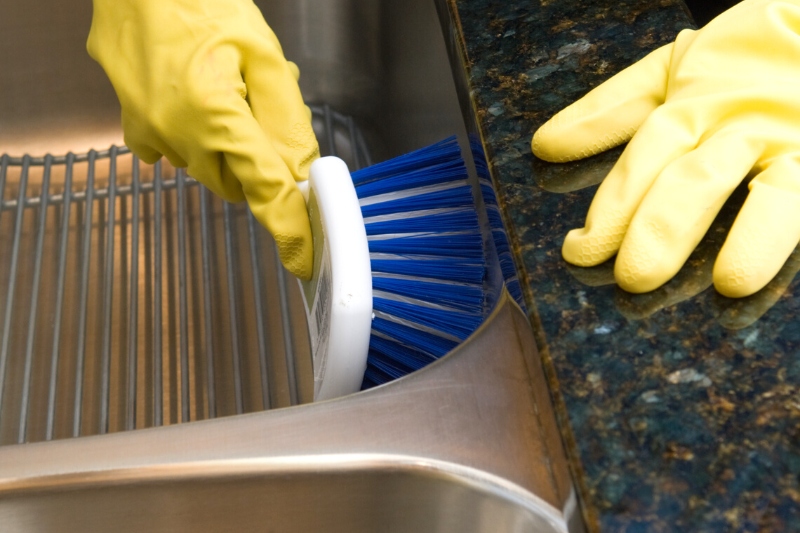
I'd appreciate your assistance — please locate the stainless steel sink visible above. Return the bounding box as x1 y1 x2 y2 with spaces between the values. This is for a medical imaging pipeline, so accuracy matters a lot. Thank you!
0 0 584 531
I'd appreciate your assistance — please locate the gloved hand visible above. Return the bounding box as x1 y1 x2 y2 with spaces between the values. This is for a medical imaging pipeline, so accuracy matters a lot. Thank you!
87 0 319 279
532 0 800 298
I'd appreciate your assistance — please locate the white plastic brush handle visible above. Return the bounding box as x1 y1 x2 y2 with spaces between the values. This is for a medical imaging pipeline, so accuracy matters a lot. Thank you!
297 157 372 401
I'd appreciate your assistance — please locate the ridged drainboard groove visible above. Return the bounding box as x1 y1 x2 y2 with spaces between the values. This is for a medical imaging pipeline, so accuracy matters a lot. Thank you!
0 105 371 445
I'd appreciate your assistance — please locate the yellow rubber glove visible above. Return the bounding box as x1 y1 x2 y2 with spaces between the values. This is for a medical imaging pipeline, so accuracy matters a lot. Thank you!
532 0 800 298
87 0 319 279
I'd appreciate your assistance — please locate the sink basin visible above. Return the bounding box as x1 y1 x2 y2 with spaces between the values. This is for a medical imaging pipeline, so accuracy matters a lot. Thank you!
0 0 584 531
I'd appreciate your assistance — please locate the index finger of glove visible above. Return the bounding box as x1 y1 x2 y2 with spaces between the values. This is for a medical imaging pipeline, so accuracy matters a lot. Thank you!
201 88 313 280
532 41 675 163
562 106 697 267
243 35 319 183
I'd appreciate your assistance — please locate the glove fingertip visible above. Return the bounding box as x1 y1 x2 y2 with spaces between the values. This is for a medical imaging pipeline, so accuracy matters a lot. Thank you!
562 227 619 267
131 146 163 166
712 264 763 299
614 256 666 294
712 243 772 298
275 231 313 280
123 130 164 165
532 120 574 163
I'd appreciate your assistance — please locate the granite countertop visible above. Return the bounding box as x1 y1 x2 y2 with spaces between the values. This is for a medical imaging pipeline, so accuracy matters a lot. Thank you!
450 0 800 530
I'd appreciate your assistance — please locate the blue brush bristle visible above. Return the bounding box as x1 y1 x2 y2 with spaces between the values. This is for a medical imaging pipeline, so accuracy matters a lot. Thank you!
373 297 483 340
351 138 463 187
371 317 458 359
482 184 526 308
369 258 484 284
351 136 488 389
355 161 467 198
369 336 437 369
372 277 483 313
364 208 478 236
359 186 475 217
471 135 527 310
368 233 483 257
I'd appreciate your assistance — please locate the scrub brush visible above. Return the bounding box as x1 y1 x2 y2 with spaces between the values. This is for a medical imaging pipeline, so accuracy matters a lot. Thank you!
298 137 488 400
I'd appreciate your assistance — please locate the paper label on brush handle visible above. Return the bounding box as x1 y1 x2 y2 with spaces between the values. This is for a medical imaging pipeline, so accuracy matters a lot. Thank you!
309 246 332 393
300 188 333 396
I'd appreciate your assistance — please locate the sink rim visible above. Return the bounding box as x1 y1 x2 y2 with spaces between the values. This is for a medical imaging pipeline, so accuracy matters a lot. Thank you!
0 452 567 532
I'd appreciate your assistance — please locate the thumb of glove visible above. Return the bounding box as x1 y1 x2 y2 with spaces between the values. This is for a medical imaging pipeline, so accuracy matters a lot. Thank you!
532 41 675 163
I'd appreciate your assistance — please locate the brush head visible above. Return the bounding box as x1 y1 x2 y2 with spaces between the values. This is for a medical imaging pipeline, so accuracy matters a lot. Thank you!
353 138 489 389
298 157 372 401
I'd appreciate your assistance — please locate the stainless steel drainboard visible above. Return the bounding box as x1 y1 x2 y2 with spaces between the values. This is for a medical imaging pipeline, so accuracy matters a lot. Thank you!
0 105 369 446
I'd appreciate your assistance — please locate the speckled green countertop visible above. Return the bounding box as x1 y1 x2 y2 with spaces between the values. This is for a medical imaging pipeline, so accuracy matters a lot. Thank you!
450 0 800 530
